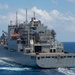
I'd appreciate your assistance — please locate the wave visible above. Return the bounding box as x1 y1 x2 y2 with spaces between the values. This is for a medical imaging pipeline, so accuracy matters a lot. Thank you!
0 60 31 71
58 68 75 75
0 67 31 71
1 59 75 74
0 60 19 67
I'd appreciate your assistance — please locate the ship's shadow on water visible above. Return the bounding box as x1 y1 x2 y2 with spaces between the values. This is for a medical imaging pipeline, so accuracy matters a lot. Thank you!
0 59 75 75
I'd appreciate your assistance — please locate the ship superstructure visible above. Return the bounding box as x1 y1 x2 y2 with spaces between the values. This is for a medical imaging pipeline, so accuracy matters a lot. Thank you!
0 10 75 68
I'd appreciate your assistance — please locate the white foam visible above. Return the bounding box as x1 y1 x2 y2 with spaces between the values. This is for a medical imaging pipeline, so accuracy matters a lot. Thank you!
0 59 31 71
0 60 6 63
0 67 31 71
58 68 75 75
0 59 15 67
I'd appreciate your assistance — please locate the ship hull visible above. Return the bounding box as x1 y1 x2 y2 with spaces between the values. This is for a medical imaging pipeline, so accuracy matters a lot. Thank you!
36 53 75 69
0 46 75 69
0 46 38 68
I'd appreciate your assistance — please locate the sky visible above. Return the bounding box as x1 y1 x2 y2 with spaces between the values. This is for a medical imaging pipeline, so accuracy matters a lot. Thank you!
0 0 75 42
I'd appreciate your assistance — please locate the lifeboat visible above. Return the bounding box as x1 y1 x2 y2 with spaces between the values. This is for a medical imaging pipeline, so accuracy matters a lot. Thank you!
11 33 20 37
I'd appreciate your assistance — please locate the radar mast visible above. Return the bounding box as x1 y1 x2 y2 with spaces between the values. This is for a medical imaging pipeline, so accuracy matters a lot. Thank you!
26 8 27 24
16 11 18 26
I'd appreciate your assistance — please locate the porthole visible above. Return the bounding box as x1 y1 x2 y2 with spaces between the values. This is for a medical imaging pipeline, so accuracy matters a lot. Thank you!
46 56 50 58
38 57 40 60
52 56 54 58
41 57 44 58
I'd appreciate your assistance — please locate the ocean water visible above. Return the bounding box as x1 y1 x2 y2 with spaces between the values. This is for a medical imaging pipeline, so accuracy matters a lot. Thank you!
0 42 75 75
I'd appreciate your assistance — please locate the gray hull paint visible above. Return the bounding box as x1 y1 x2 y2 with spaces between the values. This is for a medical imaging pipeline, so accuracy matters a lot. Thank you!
0 46 75 69
0 46 38 67
36 54 75 69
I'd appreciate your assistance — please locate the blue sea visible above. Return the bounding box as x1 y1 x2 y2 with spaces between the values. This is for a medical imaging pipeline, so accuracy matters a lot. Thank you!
0 42 75 75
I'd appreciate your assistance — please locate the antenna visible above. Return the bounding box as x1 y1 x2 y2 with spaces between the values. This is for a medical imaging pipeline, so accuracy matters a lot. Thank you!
33 12 36 20
34 12 35 18
26 8 27 24
16 11 18 26
10 20 12 25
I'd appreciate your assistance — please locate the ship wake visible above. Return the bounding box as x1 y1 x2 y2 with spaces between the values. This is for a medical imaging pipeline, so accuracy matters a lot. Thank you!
58 68 75 75
0 67 31 71
0 60 31 71
0 59 75 73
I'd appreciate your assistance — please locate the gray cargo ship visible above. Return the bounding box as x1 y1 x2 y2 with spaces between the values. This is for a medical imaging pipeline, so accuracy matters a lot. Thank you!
0 10 75 69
